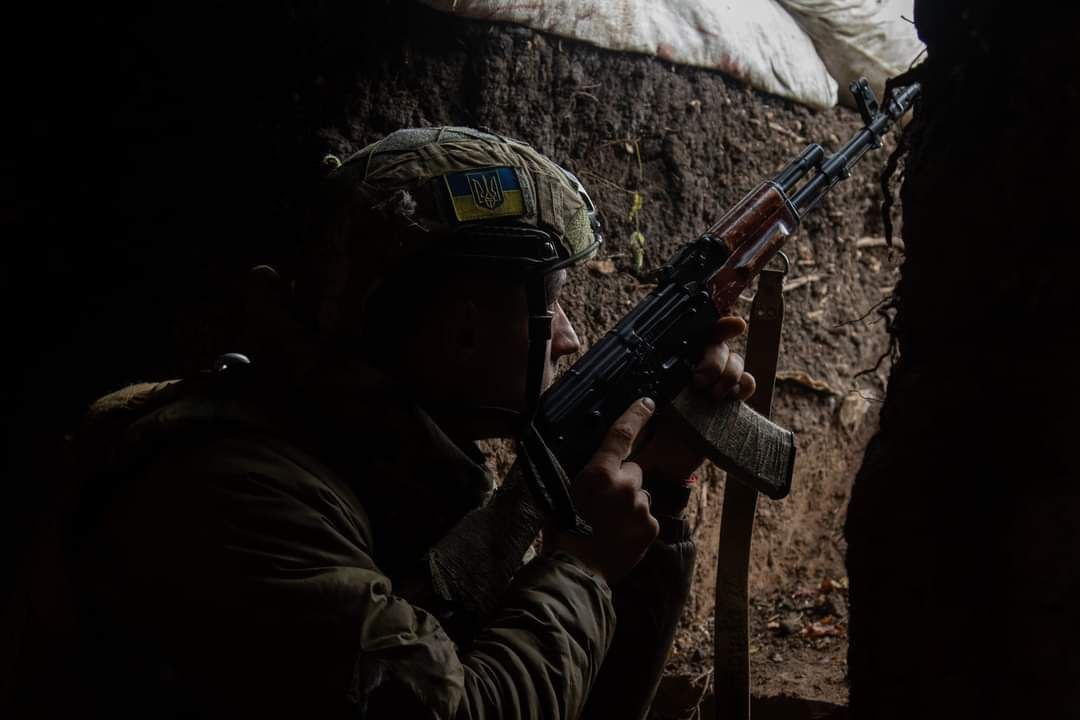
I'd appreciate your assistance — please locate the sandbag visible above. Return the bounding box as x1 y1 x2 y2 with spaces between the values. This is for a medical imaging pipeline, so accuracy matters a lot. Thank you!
421 0 839 109
779 0 923 107
421 0 924 111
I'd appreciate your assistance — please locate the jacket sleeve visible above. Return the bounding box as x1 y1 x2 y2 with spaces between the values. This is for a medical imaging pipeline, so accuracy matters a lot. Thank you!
90 432 614 720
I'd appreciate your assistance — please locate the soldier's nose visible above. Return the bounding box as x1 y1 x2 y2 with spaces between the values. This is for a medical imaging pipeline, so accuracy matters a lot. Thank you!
551 303 581 360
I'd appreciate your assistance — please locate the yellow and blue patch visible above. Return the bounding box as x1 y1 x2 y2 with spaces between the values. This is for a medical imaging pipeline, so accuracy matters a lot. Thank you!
443 167 525 222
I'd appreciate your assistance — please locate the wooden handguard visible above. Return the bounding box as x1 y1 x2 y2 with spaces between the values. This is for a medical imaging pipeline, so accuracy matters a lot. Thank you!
669 389 795 499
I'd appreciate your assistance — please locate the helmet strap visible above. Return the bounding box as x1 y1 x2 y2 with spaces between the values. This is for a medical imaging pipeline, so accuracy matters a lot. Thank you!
521 273 552 420
515 273 592 535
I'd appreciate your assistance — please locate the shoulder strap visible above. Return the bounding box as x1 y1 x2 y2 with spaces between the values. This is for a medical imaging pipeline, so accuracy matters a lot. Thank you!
713 264 787 720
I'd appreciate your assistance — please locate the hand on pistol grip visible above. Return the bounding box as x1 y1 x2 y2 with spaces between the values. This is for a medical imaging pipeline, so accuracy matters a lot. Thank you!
546 398 660 585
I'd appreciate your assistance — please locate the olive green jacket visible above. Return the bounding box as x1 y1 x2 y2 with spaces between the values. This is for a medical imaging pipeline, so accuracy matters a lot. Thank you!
73 370 615 719
72 360 695 719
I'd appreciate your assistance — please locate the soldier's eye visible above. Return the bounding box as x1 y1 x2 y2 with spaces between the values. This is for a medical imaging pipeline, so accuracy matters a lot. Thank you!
543 270 566 309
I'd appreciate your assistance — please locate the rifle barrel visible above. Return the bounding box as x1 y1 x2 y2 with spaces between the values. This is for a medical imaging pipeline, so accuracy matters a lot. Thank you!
790 82 920 214
774 144 825 193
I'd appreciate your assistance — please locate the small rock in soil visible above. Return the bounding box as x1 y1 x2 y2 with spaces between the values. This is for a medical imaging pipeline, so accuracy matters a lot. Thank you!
825 593 847 618
586 258 616 275
780 613 803 636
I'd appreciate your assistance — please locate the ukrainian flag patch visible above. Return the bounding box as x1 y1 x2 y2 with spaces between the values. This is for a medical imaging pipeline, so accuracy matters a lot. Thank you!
444 167 526 222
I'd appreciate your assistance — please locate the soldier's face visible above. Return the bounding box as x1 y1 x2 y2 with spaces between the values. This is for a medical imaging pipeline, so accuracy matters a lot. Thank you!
467 269 580 404
403 268 583 442
434 268 581 439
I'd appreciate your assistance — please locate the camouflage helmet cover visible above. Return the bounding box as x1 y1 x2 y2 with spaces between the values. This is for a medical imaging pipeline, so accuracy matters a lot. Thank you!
302 126 601 334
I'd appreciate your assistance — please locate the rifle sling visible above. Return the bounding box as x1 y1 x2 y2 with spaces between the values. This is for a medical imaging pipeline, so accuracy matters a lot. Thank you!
713 267 786 720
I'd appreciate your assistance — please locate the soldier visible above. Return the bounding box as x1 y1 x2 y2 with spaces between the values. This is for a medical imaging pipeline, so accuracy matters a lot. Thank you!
71 127 754 718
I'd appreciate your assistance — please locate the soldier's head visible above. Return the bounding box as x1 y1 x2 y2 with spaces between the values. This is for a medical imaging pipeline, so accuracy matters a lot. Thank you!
294 126 602 439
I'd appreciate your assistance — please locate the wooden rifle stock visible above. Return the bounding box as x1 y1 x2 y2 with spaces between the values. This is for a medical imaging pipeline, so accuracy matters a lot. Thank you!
706 182 799 314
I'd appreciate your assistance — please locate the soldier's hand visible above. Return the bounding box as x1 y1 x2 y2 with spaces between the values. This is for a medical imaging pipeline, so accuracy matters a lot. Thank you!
546 398 660 585
690 316 756 404
632 316 755 507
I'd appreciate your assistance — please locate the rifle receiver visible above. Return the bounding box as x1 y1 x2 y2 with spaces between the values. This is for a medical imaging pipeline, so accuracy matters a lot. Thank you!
533 77 919 520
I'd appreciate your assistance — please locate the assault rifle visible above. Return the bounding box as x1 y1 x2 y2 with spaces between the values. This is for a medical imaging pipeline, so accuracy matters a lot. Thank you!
529 79 921 532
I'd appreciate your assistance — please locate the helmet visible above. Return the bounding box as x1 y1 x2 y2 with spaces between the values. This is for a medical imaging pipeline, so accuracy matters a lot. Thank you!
299 126 602 533
301 126 602 337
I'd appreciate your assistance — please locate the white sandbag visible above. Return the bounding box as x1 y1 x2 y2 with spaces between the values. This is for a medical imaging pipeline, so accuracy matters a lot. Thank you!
421 0 839 109
778 0 923 107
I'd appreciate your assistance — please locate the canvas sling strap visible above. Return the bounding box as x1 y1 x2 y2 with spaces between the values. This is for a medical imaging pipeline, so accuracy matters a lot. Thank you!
713 262 787 720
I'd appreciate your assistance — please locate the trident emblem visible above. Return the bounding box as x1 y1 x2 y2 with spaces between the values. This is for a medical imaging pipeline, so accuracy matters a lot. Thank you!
468 172 504 210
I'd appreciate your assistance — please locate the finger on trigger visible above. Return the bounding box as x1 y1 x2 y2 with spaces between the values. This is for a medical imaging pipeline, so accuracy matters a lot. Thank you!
593 398 655 467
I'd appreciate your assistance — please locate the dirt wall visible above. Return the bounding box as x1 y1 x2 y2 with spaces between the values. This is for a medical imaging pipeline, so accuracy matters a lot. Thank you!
9 1 912 711
844 3 1080 717
313 4 902 706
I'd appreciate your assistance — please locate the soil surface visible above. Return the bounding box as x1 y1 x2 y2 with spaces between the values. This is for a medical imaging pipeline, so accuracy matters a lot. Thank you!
311 6 906 712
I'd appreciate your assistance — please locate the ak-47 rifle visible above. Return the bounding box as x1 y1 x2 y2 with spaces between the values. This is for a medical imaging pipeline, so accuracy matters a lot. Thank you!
529 79 921 531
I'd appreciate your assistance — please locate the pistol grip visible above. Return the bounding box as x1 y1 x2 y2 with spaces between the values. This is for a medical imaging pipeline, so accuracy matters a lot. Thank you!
668 389 796 499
